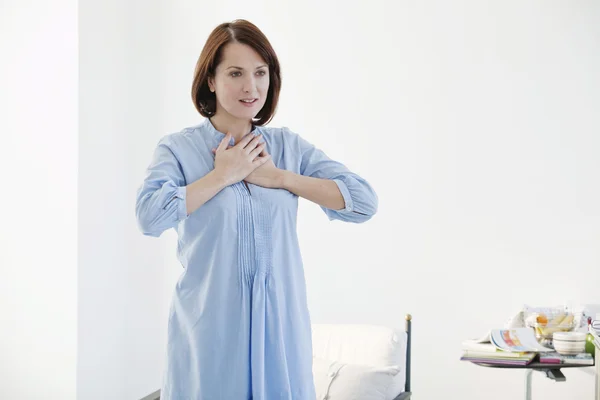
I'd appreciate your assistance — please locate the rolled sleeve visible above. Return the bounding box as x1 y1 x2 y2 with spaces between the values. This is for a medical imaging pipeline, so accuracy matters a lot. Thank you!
325 173 378 222
287 127 378 223
135 137 189 237
176 185 188 221
332 178 354 213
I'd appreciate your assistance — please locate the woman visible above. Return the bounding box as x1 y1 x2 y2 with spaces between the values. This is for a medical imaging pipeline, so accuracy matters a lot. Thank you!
135 19 378 400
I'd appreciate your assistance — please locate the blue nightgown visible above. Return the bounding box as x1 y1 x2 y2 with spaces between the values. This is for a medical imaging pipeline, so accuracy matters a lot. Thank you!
135 118 378 400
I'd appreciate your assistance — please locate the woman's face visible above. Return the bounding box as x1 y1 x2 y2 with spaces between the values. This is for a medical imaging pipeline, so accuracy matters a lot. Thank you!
209 42 270 121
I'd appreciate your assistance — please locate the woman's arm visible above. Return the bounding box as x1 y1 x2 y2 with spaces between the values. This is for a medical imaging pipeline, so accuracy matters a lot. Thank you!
184 169 230 215
136 138 228 237
283 127 378 223
279 170 345 211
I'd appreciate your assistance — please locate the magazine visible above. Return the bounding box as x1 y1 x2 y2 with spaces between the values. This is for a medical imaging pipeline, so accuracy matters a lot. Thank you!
460 352 536 366
539 352 593 365
590 326 600 348
592 320 600 336
465 328 553 353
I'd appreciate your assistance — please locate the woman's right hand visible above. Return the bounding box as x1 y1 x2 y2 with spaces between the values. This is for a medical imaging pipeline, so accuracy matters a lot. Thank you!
213 133 270 185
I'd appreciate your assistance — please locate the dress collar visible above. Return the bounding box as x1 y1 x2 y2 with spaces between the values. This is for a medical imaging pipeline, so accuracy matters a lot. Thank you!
203 118 259 146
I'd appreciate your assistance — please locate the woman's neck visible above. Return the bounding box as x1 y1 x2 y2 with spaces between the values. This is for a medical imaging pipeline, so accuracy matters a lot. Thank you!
209 113 253 143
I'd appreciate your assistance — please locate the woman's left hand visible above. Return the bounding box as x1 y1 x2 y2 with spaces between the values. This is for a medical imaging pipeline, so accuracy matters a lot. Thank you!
212 139 283 189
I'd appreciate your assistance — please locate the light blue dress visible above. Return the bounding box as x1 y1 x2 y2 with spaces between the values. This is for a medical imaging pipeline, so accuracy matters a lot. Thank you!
135 118 378 400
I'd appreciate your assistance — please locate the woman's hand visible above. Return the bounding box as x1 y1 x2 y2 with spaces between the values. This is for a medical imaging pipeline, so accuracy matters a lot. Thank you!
244 146 283 189
213 133 270 186
212 134 283 189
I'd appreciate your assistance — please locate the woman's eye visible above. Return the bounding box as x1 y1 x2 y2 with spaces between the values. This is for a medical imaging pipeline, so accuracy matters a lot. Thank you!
230 70 266 77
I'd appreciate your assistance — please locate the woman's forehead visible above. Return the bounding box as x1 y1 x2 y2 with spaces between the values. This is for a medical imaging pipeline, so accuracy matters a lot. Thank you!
219 42 267 69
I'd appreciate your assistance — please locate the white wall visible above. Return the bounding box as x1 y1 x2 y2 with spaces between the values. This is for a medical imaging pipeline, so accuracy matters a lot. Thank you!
0 0 78 399
78 0 173 398
163 2 600 398
2 1 598 399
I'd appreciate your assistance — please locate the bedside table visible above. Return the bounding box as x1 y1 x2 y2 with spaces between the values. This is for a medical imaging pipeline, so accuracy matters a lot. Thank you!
593 330 600 400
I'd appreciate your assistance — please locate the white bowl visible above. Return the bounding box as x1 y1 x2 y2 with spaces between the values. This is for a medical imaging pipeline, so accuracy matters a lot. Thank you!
553 331 587 355
553 331 587 341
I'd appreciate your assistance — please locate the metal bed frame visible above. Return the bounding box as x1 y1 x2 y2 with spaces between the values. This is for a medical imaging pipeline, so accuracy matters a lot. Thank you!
391 313 412 400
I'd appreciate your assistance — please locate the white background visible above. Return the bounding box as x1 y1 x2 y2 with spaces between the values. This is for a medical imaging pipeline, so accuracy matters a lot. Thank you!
1 0 599 399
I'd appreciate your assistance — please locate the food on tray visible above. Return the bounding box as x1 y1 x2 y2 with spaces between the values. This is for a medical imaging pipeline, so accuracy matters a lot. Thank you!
536 314 548 326
559 314 574 327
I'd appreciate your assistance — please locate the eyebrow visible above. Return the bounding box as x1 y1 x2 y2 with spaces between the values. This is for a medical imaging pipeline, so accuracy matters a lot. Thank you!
226 64 268 70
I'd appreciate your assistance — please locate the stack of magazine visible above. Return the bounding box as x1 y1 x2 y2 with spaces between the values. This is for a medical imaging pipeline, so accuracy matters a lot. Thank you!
591 317 600 337
461 328 553 365
538 352 593 365
590 318 600 348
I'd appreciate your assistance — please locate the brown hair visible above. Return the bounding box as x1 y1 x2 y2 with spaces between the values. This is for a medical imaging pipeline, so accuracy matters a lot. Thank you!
191 19 281 126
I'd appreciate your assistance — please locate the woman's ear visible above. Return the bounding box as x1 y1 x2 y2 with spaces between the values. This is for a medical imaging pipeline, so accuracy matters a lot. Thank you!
208 77 215 93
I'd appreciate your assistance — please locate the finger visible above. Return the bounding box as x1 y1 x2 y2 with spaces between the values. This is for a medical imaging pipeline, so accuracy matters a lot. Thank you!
212 145 231 154
246 134 262 147
253 153 271 167
251 144 268 161
216 134 231 152
243 134 263 153
246 136 264 156
211 145 233 153
237 132 258 148
258 144 269 156
261 153 272 164
249 142 265 159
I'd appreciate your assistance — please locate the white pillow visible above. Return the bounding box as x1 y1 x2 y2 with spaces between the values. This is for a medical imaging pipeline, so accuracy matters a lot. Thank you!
312 356 401 400
311 323 407 398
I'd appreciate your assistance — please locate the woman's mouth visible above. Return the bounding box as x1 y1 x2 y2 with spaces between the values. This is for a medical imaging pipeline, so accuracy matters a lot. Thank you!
240 98 258 107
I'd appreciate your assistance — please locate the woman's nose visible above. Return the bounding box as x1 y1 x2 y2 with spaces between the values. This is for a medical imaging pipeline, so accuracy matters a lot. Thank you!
242 77 255 93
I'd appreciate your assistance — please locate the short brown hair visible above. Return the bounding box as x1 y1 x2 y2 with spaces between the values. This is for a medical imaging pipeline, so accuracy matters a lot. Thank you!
191 19 281 126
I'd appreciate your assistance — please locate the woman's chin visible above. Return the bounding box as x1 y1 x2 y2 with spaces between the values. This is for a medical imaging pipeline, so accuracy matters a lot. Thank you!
232 109 260 120
220 103 263 121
